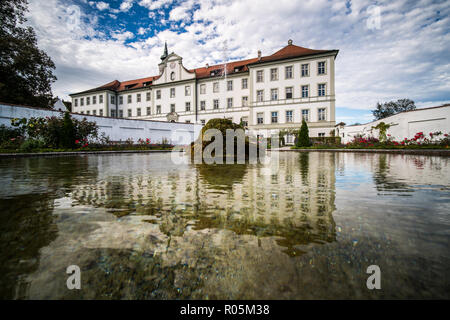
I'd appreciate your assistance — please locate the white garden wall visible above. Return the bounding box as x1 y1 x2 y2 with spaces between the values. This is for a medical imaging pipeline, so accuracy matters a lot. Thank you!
337 105 450 143
0 103 197 145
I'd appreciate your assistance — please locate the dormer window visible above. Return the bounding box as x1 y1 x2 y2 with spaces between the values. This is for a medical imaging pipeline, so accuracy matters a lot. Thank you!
170 72 175 81
234 67 239 72
210 71 215 76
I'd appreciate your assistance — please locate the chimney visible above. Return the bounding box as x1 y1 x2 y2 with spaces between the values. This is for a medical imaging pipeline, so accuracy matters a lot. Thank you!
206 63 209 69
257 50 261 61
288 39 293 45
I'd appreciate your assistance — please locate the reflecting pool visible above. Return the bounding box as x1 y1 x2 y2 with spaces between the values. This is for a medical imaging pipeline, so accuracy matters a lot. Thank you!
0 152 449 299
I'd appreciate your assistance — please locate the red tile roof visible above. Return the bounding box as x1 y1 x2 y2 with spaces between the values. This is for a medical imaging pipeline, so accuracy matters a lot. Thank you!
70 43 337 96
251 44 336 64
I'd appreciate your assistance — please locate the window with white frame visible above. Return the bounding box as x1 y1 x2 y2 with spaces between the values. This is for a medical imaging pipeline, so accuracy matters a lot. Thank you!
227 97 233 108
285 87 293 99
93 96 97 104
227 80 233 91
147 107 151 115
119 110 123 118
200 100 205 110
110 110 116 117
318 132 325 137
285 65 293 79
271 111 278 123
301 85 309 98
213 99 219 109
111 96 115 104
137 93 141 102
80 98 84 106
170 88 175 98
156 105 161 114
127 95 132 103
99 109 103 116
242 96 248 106
213 82 219 93
256 70 264 82
119 96 123 104
318 61 326 75
286 110 293 122
170 104 175 113
185 102 191 111
185 86 191 96
318 108 326 121
156 90 161 99
201 119 205 125
271 88 278 101
241 117 248 127
86 110 90 115
137 108 141 116
256 90 264 102
302 109 309 122
74 99 78 107
200 84 206 94
92 109 96 115
318 83 326 97
99 95 103 104
128 109 132 117
301 64 309 77
257 112 264 124
146 92 151 101
86 97 90 105
242 78 248 89
270 68 278 81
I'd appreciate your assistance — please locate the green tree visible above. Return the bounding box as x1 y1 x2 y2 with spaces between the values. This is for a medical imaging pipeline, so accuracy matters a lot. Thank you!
372 99 416 120
0 0 57 108
61 112 75 149
296 119 311 147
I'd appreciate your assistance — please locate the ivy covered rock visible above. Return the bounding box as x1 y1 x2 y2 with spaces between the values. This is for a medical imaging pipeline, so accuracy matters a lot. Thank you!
190 118 260 162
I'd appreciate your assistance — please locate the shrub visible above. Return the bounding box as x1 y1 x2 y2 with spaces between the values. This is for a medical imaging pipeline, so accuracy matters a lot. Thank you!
10 114 98 149
61 112 75 148
19 139 44 152
296 120 311 147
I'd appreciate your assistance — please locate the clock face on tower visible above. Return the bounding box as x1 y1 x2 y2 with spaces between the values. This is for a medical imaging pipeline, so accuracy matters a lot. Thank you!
170 62 176 69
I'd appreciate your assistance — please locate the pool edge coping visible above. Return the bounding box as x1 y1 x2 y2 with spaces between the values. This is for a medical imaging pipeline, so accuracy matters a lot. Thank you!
269 148 450 156
0 149 181 158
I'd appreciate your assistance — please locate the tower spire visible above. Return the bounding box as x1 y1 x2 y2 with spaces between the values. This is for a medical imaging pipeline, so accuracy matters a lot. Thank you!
160 41 168 61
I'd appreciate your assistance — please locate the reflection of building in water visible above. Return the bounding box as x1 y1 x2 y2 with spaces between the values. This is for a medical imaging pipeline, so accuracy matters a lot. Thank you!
71 152 336 256
335 152 450 192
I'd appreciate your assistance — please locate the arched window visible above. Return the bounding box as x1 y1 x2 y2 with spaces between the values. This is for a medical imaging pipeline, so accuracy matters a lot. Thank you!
170 72 175 80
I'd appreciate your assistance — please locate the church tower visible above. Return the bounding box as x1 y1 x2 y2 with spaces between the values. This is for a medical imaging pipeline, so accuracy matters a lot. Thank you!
158 42 168 73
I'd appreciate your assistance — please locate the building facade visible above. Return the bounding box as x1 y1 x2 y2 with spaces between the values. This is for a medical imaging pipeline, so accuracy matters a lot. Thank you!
69 40 338 141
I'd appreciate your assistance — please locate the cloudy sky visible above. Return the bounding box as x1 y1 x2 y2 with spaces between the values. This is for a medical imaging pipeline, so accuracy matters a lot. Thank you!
26 0 449 124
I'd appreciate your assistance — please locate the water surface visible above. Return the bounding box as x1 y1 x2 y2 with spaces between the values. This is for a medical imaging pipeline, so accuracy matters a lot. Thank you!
0 152 449 299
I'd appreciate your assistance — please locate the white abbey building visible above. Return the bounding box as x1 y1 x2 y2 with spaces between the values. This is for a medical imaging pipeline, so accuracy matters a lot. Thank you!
70 40 338 142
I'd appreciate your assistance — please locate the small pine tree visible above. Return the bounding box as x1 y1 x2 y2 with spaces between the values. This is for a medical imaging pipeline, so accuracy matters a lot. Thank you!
296 119 311 147
61 112 75 149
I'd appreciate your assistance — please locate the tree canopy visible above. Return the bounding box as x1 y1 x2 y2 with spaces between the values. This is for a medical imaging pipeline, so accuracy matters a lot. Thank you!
0 0 57 108
372 99 416 120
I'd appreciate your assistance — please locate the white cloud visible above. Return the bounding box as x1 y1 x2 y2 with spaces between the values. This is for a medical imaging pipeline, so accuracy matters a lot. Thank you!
95 1 110 11
111 30 135 42
120 0 134 12
138 0 174 11
25 0 450 111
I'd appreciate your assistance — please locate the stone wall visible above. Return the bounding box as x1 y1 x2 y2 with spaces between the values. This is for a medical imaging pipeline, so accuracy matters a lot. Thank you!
0 103 198 145
337 105 450 143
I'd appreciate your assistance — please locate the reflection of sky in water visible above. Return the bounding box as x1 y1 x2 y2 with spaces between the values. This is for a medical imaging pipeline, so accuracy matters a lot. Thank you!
0 152 449 299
